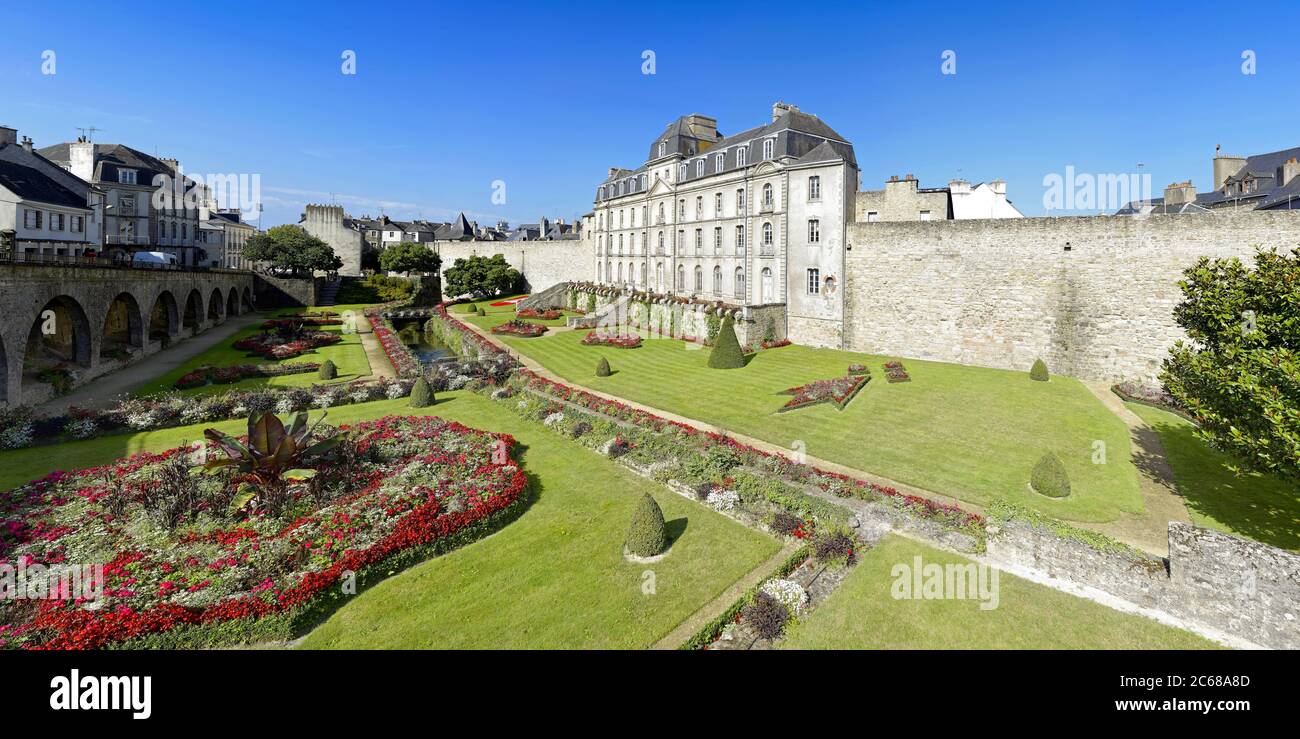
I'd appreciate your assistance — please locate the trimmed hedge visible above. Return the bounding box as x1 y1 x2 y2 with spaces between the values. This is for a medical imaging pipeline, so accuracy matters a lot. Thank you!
596 357 611 377
1030 452 1070 498
707 317 745 369
409 377 434 408
1029 358 1050 382
318 359 338 380
625 493 668 556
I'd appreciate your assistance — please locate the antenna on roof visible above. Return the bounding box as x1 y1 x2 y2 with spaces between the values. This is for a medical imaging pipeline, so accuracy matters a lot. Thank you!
76 126 102 142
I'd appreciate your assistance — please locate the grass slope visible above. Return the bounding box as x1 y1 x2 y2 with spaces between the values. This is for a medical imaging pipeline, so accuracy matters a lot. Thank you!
780 535 1217 649
470 310 1142 523
1127 403 1300 551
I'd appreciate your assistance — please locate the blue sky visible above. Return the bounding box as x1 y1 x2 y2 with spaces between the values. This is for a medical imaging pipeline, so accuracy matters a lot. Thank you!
3 0 1298 226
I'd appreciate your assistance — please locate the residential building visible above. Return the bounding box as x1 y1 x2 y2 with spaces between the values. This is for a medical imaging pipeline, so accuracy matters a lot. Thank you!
1117 144 1300 215
856 174 1022 222
0 125 103 255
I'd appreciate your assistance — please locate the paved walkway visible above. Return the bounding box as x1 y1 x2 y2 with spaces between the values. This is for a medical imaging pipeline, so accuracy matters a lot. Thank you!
464 320 1193 556
38 314 265 414
355 316 396 380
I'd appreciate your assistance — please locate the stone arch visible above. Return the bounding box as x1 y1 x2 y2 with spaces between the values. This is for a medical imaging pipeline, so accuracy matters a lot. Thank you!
149 290 180 341
208 288 224 322
101 292 144 356
241 287 253 312
24 295 93 379
227 287 239 317
183 289 203 334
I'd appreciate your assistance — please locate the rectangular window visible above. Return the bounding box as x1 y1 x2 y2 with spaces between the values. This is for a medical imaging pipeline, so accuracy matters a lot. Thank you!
715 154 724 173
737 148 747 167
808 219 820 243
51 213 65 231
71 215 84 233
867 211 880 223
118 169 137 185
736 189 745 213
694 228 702 255
807 268 821 295
715 193 722 216
713 227 722 253
24 209 40 229
678 200 685 218
696 160 704 177
736 225 745 251
809 175 821 201
676 230 683 252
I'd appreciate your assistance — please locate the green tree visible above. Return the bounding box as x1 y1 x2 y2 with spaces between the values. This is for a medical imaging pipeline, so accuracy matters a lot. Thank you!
242 225 342 277
625 493 668 557
1029 358 1050 382
1030 452 1071 498
379 241 441 275
707 317 745 369
1162 246 1300 480
444 254 522 299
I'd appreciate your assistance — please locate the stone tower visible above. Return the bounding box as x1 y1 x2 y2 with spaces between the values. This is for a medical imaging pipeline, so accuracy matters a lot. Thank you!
302 204 364 277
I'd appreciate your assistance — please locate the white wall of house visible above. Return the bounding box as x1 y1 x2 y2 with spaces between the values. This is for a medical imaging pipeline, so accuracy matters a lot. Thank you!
950 179 1024 220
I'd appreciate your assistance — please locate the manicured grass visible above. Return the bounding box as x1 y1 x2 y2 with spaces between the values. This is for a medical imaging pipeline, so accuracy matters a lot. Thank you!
779 535 1218 649
132 307 375 397
472 324 1143 523
1127 403 1300 551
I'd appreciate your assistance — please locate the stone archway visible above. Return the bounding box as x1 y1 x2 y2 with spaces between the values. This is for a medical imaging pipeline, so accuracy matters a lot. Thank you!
149 290 180 343
208 288 224 323
183 289 203 335
101 292 144 359
227 287 239 317
24 295 93 390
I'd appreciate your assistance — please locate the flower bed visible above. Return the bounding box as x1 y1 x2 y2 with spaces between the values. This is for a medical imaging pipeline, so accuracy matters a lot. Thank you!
365 309 421 379
778 375 869 412
0 415 527 649
847 363 870 377
1111 381 1194 421
515 308 562 320
491 320 547 338
489 297 527 307
581 330 642 349
762 339 792 349
883 361 911 383
260 317 343 330
233 331 342 360
174 363 321 390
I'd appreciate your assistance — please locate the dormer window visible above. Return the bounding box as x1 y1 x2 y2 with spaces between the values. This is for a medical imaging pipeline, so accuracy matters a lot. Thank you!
679 164 687 180
737 148 747 167
118 169 137 185
658 142 666 157
762 139 774 160
696 159 705 177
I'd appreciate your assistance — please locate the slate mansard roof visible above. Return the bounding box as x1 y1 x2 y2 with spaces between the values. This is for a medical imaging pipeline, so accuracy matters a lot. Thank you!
37 142 179 187
1199 146 1300 209
0 159 91 210
595 106 856 202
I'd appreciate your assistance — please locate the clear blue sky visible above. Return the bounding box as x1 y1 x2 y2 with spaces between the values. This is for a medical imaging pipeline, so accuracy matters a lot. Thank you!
3 0 1297 226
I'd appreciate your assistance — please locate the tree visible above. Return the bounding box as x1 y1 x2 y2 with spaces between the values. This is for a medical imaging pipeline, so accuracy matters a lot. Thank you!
444 254 522 299
379 241 441 275
625 493 668 557
1029 358 1049 381
243 225 342 277
1162 246 1300 480
707 317 745 369
1029 452 1070 498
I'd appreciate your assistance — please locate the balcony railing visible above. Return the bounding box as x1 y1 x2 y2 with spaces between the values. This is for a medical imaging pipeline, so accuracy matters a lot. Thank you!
0 249 245 273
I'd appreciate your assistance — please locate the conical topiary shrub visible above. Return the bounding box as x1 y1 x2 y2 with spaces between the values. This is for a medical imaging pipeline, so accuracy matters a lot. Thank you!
1030 452 1071 498
476 306 486 317
707 317 745 369
318 359 337 380
596 357 611 377
625 493 668 557
409 377 434 408
1029 358 1050 382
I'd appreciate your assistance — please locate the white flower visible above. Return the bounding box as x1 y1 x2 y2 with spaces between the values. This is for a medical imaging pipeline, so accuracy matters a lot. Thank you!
67 418 98 440
125 411 157 431
275 397 297 414
350 390 371 404
761 578 809 614
543 412 565 427
705 490 739 512
385 383 406 400
0 423 35 449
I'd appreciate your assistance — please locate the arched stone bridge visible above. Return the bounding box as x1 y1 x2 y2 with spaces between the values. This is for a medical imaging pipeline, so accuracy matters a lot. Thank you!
0 264 256 407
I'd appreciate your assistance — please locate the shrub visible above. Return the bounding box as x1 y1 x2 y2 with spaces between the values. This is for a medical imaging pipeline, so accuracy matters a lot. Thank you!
625 493 668 557
812 528 856 564
1030 452 1071 498
318 359 337 380
769 511 805 537
409 377 434 408
707 317 745 369
476 307 486 317
741 591 790 640
1030 358 1050 382
596 357 611 377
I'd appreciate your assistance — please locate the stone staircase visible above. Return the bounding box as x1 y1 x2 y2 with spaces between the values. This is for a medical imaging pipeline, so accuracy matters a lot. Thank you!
318 278 341 307
516 281 570 311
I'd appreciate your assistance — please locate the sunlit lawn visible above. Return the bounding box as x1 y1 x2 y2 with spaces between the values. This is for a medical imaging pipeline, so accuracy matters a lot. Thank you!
1127 403 1300 551
468 306 1142 523
780 535 1217 649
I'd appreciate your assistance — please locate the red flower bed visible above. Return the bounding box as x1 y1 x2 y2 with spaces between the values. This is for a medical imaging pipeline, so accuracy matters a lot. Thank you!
491 320 546 337
489 296 527 307
761 339 792 349
883 361 911 383
515 308 562 320
261 317 342 330
365 310 420 378
233 331 341 360
778 375 869 412
174 363 321 390
581 331 642 349
0 416 526 649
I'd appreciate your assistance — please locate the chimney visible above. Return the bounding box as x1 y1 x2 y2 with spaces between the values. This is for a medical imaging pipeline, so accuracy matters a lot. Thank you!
988 179 1006 196
1164 180 1197 205
1281 157 1300 187
684 113 718 141
771 101 800 122
0 125 16 146
607 167 619 177
1213 146 1247 191
20 136 33 153
948 179 971 195
69 140 95 181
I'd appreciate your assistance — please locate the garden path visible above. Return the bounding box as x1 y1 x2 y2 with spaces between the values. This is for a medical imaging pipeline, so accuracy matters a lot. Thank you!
356 315 396 379
37 314 265 415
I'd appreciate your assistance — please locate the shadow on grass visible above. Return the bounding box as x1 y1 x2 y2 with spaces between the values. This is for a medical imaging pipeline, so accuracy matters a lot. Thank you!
665 516 689 543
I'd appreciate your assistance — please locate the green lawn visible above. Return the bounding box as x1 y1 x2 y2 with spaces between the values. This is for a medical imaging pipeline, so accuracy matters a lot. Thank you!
779 535 1217 649
0 391 780 650
131 306 375 397
1127 403 1300 551
300 391 780 649
470 316 1143 523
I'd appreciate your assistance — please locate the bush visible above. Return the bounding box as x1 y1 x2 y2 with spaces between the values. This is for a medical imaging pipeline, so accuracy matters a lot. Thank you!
707 317 745 369
318 359 337 380
768 511 805 537
1030 452 1071 498
625 493 668 557
409 377 434 408
596 357 611 377
1029 358 1050 382
741 591 790 640
477 307 486 317
812 528 856 564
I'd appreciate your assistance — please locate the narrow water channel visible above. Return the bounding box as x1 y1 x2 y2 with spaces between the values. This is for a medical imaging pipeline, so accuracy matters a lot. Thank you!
393 318 451 364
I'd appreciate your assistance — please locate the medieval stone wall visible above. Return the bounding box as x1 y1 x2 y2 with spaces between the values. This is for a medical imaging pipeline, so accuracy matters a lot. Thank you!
434 240 592 297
